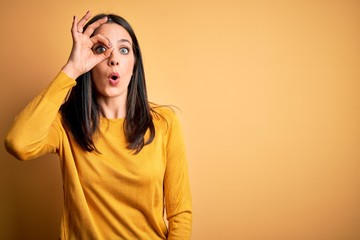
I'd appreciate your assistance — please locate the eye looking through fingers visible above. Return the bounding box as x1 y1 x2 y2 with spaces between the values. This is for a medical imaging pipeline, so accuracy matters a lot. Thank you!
93 45 107 54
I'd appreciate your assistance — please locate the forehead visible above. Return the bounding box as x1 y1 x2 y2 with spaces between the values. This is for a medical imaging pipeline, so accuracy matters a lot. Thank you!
94 23 132 44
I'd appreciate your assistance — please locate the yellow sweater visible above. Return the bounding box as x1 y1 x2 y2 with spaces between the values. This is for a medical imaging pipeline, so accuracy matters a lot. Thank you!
5 72 192 239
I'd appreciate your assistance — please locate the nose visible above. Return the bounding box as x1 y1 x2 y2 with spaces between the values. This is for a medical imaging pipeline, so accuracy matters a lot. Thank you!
108 52 119 66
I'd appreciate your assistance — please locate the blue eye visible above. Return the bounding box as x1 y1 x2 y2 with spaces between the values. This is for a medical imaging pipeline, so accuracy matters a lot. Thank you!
120 47 129 55
94 45 107 54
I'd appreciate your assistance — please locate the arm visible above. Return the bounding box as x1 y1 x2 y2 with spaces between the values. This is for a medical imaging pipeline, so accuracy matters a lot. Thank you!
164 112 192 239
4 73 76 160
4 11 113 160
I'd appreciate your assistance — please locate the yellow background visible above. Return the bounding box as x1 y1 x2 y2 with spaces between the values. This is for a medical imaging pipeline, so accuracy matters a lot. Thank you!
1 0 360 239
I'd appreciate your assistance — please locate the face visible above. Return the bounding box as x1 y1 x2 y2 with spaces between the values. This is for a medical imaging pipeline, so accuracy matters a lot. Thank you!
91 23 135 102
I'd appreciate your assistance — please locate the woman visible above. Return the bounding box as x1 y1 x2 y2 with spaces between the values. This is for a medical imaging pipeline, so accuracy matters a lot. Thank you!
5 11 192 239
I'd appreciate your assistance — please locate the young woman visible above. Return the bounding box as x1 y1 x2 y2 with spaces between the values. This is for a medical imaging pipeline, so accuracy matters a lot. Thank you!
5 11 192 239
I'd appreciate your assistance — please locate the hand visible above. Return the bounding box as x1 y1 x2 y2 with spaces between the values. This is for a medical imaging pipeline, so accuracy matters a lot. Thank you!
62 11 113 79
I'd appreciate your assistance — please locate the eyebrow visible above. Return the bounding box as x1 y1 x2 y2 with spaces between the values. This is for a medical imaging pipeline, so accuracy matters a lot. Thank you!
103 36 132 46
119 39 132 46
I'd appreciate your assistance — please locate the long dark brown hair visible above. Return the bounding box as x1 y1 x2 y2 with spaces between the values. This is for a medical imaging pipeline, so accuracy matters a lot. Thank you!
60 14 155 154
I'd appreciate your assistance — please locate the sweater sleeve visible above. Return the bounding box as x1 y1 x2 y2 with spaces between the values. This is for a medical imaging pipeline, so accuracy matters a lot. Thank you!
164 111 192 239
4 72 76 160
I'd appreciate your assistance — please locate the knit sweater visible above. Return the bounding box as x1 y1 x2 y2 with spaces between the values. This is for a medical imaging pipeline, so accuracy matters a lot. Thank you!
5 72 192 239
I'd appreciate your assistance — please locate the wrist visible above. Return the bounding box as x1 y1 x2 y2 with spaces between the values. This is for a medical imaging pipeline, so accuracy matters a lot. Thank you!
61 62 81 80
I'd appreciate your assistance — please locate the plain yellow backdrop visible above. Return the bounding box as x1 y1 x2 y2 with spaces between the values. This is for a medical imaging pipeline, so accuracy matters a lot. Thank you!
1 0 360 239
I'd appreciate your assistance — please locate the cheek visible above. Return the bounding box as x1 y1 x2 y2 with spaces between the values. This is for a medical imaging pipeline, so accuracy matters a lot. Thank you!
91 63 105 80
124 60 135 74
124 54 135 73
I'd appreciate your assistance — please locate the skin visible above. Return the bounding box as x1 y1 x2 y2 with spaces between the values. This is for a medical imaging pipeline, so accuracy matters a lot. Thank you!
62 11 134 119
91 23 135 119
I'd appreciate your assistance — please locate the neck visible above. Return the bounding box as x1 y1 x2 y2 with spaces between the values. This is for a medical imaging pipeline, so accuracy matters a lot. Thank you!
97 96 127 119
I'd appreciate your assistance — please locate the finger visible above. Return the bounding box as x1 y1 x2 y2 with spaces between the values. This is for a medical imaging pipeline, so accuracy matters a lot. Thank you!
90 34 112 49
83 16 108 37
99 48 113 60
71 15 78 36
90 48 113 68
77 11 91 33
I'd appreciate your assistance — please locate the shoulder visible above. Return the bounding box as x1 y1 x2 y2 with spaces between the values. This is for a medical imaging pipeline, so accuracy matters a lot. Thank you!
150 105 182 133
150 104 181 124
50 112 63 135
151 104 176 119
52 112 67 134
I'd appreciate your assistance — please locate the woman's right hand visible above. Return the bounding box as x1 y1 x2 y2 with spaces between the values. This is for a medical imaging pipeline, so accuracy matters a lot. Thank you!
62 11 113 79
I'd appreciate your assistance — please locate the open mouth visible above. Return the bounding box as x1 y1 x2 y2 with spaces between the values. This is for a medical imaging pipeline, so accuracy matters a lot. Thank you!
108 72 120 86
109 72 120 80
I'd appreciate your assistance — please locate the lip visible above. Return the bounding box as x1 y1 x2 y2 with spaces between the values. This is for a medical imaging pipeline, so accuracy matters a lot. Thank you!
108 72 120 86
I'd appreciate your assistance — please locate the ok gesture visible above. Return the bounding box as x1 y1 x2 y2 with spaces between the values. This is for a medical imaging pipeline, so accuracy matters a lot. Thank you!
62 11 113 79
